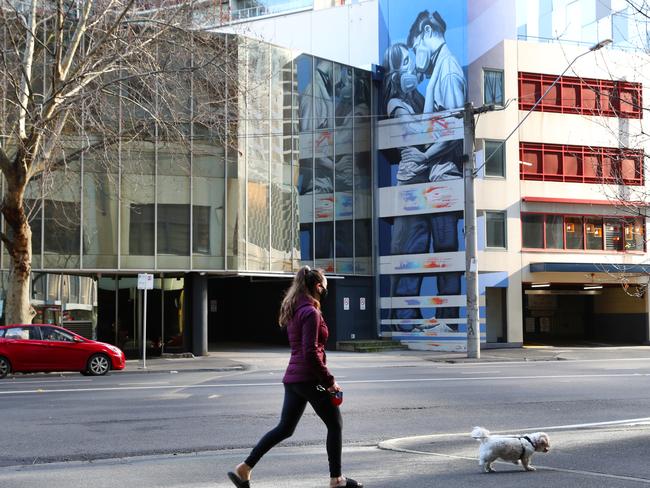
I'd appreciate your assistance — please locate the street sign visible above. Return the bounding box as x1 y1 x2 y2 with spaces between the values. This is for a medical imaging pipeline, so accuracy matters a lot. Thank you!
343 297 350 310
137 273 153 369
360 297 366 310
137 273 154 290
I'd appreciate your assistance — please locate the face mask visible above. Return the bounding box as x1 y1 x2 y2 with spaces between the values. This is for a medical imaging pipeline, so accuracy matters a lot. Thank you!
415 45 431 73
319 287 328 300
400 73 419 93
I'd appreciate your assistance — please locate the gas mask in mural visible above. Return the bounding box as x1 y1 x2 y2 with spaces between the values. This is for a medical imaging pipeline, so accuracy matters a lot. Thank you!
400 72 419 93
415 45 431 74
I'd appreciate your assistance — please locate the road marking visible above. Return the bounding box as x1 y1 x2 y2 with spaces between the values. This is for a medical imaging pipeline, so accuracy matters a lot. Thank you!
1 372 650 395
379 417 650 447
435 357 650 367
0 379 92 384
459 370 501 374
380 418 650 484
118 382 171 386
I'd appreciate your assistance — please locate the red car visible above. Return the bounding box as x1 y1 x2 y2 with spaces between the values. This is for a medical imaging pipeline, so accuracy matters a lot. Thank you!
0 324 126 378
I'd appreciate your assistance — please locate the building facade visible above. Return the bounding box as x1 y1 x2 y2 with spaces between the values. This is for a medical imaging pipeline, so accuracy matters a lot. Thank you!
2 0 649 354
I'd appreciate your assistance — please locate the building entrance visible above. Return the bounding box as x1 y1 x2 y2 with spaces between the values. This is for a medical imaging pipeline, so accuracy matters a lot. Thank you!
97 275 185 358
523 285 648 345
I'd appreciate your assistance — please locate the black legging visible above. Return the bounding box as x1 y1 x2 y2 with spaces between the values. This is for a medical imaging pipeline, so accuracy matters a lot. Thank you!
245 382 343 477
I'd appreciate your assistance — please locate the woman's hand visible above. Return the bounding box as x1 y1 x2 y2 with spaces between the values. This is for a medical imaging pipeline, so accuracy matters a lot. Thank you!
327 382 342 393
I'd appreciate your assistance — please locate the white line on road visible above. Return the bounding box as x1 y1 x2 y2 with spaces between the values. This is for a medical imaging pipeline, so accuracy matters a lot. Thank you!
0 378 92 384
378 444 650 484
435 357 650 367
459 370 501 374
380 418 650 484
1 372 650 395
118 382 171 386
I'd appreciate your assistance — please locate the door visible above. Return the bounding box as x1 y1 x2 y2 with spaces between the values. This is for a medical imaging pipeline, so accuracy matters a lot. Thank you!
0 326 48 371
40 326 88 371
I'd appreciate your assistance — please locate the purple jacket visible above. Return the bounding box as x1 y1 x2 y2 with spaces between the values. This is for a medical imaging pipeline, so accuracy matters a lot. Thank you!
282 295 335 387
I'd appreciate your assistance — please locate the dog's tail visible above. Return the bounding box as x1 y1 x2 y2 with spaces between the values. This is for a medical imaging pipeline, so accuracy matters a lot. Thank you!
471 426 490 441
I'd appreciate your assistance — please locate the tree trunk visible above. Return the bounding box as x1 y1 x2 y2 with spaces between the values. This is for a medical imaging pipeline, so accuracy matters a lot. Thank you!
2 161 35 325
5 219 34 325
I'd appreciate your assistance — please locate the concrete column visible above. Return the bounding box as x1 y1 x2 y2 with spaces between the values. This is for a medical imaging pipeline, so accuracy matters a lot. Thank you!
191 273 208 356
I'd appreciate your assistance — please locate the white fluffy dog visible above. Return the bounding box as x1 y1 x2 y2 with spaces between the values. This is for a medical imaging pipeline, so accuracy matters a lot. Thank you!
471 427 550 473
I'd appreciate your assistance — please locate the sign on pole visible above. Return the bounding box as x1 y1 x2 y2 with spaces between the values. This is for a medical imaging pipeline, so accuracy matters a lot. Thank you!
137 273 154 368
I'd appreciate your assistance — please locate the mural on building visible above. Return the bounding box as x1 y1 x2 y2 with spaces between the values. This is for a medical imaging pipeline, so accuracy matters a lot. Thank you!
378 1 484 351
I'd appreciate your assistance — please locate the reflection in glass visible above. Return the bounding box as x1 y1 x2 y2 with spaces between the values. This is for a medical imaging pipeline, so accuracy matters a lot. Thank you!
353 69 372 273
270 48 297 271
604 218 624 251
585 217 602 250
245 40 271 270
157 145 190 268
192 142 224 269
625 218 644 251
566 216 584 249
522 214 544 248
121 142 155 268
544 214 563 249
83 150 118 268
43 166 81 268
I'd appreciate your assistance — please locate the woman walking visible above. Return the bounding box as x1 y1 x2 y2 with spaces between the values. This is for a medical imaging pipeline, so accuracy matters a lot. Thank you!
227 266 362 488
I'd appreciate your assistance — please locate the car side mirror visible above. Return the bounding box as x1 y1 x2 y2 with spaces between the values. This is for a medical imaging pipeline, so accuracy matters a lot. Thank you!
73 336 84 343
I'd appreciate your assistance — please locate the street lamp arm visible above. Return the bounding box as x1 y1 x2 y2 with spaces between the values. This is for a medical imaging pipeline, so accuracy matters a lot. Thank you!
472 39 612 177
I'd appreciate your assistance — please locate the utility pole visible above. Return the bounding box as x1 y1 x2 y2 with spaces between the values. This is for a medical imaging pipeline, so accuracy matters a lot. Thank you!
463 102 480 359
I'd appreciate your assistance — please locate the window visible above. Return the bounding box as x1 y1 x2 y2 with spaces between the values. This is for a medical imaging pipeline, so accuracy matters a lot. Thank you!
31 201 81 254
129 204 211 256
484 140 505 177
486 211 506 248
545 215 564 249
192 206 211 254
519 72 642 118
130 204 155 255
520 142 643 185
565 216 584 250
585 217 603 250
3 327 36 340
484 69 504 106
41 326 75 342
522 214 544 248
604 218 624 251
522 213 644 252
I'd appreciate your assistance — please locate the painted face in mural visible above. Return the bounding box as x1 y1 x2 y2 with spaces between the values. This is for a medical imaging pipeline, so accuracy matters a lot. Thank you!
412 20 445 76
397 45 419 94
336 67 353 100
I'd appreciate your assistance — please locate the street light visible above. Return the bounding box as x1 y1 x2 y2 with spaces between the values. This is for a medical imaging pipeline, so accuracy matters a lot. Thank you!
463 39 612 359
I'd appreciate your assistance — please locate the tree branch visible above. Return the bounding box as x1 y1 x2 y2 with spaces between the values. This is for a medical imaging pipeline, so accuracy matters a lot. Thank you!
18 0 37 140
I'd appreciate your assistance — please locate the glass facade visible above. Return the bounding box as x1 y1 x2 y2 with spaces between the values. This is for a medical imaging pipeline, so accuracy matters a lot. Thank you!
297 56 373 274
2 34 371 276
0 33 372 354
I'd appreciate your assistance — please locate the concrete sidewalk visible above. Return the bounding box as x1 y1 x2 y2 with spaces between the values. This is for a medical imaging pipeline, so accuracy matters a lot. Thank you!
115 342 650 375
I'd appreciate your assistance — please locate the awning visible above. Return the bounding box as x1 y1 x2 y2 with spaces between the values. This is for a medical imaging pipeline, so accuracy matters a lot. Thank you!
529 262 650 274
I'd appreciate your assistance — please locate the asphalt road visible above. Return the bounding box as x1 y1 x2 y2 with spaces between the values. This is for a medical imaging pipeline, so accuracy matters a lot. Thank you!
1 351 650 487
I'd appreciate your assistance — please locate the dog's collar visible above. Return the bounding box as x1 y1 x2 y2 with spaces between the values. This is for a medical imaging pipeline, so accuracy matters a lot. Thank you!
522 436 536 449
519 436 536 460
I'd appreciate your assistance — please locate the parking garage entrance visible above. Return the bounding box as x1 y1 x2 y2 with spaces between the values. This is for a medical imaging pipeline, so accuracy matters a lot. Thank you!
523 284 648 345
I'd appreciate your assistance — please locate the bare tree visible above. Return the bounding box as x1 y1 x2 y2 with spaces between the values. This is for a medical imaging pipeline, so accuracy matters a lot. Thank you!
0 0 244 324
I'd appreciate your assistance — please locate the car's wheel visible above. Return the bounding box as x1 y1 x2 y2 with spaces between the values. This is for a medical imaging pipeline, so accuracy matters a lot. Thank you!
0 356 11 379
86 354 110 376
